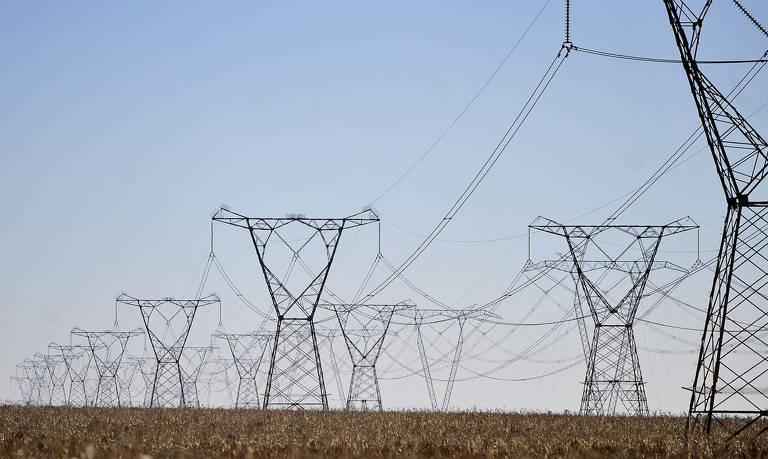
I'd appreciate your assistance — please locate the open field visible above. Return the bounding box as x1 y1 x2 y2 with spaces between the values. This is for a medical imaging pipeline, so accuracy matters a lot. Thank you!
2 406 768 457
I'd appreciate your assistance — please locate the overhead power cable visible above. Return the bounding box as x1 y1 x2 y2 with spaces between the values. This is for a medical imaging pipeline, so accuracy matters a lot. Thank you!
369 0 553 205
363 46 571 302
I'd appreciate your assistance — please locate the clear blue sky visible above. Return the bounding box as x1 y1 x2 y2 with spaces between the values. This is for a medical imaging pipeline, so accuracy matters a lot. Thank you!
1 1 767 410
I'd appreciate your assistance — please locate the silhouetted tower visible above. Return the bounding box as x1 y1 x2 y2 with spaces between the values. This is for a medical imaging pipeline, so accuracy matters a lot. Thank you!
117 294 219 408
213 331 272 408
530 217 697 415
327 301 414 410
662 0 768 440
213 207 379 410
180 345 216 408
71 328 143 406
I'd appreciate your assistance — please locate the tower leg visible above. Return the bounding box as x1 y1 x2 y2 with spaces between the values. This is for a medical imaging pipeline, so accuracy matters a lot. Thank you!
263 318 328 409
347 366 381 411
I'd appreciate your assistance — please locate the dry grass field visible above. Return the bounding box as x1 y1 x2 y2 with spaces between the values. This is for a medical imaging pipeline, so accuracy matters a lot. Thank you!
2 406 768 457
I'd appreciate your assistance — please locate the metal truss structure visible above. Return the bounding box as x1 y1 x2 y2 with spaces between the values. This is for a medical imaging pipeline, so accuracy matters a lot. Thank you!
36 346 69 405
117 355 143 407
413 309 499 411
326 301 414 411
16 361 47 405
51 344 94 406
530 217 697 415
213 207 380 410
11 376 32 406
128 356 155 407
180 345 216 408
213 331 272 408
71 327 143 407
663 0 768 441
117 294 219 408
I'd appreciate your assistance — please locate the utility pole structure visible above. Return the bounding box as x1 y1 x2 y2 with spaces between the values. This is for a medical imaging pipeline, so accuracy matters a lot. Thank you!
530 217 697 415
128 356 155 408
325 301 415 411
11 376 32 406
213 207 380 410
16 361 45 405
413 308 499 411
117 293 219 408
71 328 143 407
662 0 768 440
213 331 272 408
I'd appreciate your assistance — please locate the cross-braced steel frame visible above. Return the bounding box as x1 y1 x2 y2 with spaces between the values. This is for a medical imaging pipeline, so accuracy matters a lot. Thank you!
117 293 219 408
37 346 70 405
51 344 94 406
530 217 697 415
180 345 216 408
213 331 272 408
326 301 414 411
17 361 47 405
213 207 380 410
663 0 768 441
71 327 143 407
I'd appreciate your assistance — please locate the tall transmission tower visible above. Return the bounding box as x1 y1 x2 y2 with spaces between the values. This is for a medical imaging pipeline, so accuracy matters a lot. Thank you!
117 294 219 408
662 0 768 440
128 356 155 407
117 355 143 407
530 217 698 415
413 309 499 411
213 331 272 408
51 344 94 406
16 361 46 405
213 207 380 410
71 328 143 407
325 301 414 411
10 376 32 406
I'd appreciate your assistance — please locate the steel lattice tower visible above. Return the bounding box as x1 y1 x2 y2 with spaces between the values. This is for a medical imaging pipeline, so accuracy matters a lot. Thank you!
213 207 379 410
180 345 216 408
662 0 768 440
37 346 70 405
71 328 143 407
327 302 413 411
51 344 94 406
530 217 697 415
117 294 219 408
16 361 46 405
413 309 499 411
213 331 272 408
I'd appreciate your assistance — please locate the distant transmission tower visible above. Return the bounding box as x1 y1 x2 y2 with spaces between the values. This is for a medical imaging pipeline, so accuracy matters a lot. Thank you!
663 0 768 440
414 309 498 411
71 328 143 406
213 207 380 409
327 301 414 411
20 359 50 405
213 331 272 408
51 344 94 406
180 345 215 408
117 294 219 408
37 346 69 405
530 217 697 415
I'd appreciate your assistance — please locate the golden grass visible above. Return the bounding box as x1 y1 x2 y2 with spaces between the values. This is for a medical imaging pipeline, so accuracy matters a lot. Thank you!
1 406 768 457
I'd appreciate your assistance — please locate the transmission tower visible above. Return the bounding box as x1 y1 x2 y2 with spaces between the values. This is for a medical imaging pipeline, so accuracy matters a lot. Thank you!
530 217 697 415
117 294 219 407
213 331 272 408
51 344 94 406
180 345 216 408
413 308 499 411
326 301 414 411
71 327 143 406
20 359 50 405
10 376 32 406
127 356 154 407
36 347 69 405
213 207 380 410
662 0 768 440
